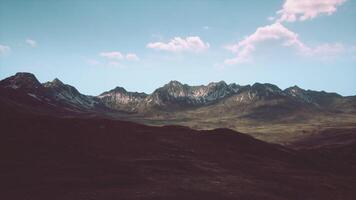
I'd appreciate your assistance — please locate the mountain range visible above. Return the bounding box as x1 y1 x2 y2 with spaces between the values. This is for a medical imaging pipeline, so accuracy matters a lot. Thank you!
2 72 355 112
1 72 356 143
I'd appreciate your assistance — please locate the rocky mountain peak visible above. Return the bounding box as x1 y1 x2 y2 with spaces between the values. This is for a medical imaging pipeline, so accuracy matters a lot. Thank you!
98 86 148 111
52 78 64 85
252 83 281 91
106 86 128 94
207 81 227 87
167 80 183 86
162 80 186 92
43 78 65 88
155 80 187 97
206 81 230 92
249 83 283 98
15 72 37 79
284 85 305 97
0 72 42 90
42 78 84 103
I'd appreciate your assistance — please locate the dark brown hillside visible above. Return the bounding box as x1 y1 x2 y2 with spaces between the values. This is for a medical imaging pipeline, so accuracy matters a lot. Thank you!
1 109 355 200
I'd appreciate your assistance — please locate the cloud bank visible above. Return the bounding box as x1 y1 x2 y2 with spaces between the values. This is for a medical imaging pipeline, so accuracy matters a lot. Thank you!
224 0 348 65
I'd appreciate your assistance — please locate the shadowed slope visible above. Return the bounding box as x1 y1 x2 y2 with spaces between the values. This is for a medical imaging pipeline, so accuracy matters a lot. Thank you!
1 108 355 200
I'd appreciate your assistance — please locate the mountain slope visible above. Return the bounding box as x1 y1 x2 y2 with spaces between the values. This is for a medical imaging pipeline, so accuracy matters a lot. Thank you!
43 78 101 109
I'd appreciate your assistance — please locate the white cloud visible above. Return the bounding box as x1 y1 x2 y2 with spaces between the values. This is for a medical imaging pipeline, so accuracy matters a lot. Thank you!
147 36 210 53
99 51 124 60
99 51 140 64
126 53 140 61
224 23 344 65
0 44 11 56
203 26 210 30
26 39 37 47
277 0 347 22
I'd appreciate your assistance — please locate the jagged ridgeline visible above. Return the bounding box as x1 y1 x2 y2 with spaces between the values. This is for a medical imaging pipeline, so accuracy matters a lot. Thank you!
1 72 355 115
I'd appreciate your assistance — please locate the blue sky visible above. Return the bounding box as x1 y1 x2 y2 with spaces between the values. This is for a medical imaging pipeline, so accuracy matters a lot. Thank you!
0 0 355 96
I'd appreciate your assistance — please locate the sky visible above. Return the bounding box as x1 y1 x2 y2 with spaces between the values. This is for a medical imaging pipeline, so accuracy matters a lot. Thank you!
0 0 355 96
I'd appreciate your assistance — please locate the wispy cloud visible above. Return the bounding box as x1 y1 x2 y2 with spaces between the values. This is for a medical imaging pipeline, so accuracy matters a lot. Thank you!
308 43 344 57
99 51 124 60
224 23 344 65
276 0 347 22
98 51 140 65
147 36 210 53
26 39 37 47
0 44 11 56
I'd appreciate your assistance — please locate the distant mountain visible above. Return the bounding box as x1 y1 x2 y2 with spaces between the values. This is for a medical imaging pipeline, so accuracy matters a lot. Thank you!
0 72 106 115
99 80 356 121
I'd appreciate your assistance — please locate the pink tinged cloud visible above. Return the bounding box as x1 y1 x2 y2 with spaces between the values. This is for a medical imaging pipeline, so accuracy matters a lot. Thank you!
147 36 210 52
277 0 347 22
224 23 344 65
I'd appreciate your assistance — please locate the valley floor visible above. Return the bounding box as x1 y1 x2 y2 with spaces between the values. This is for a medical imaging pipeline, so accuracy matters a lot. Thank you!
124 111 356 144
